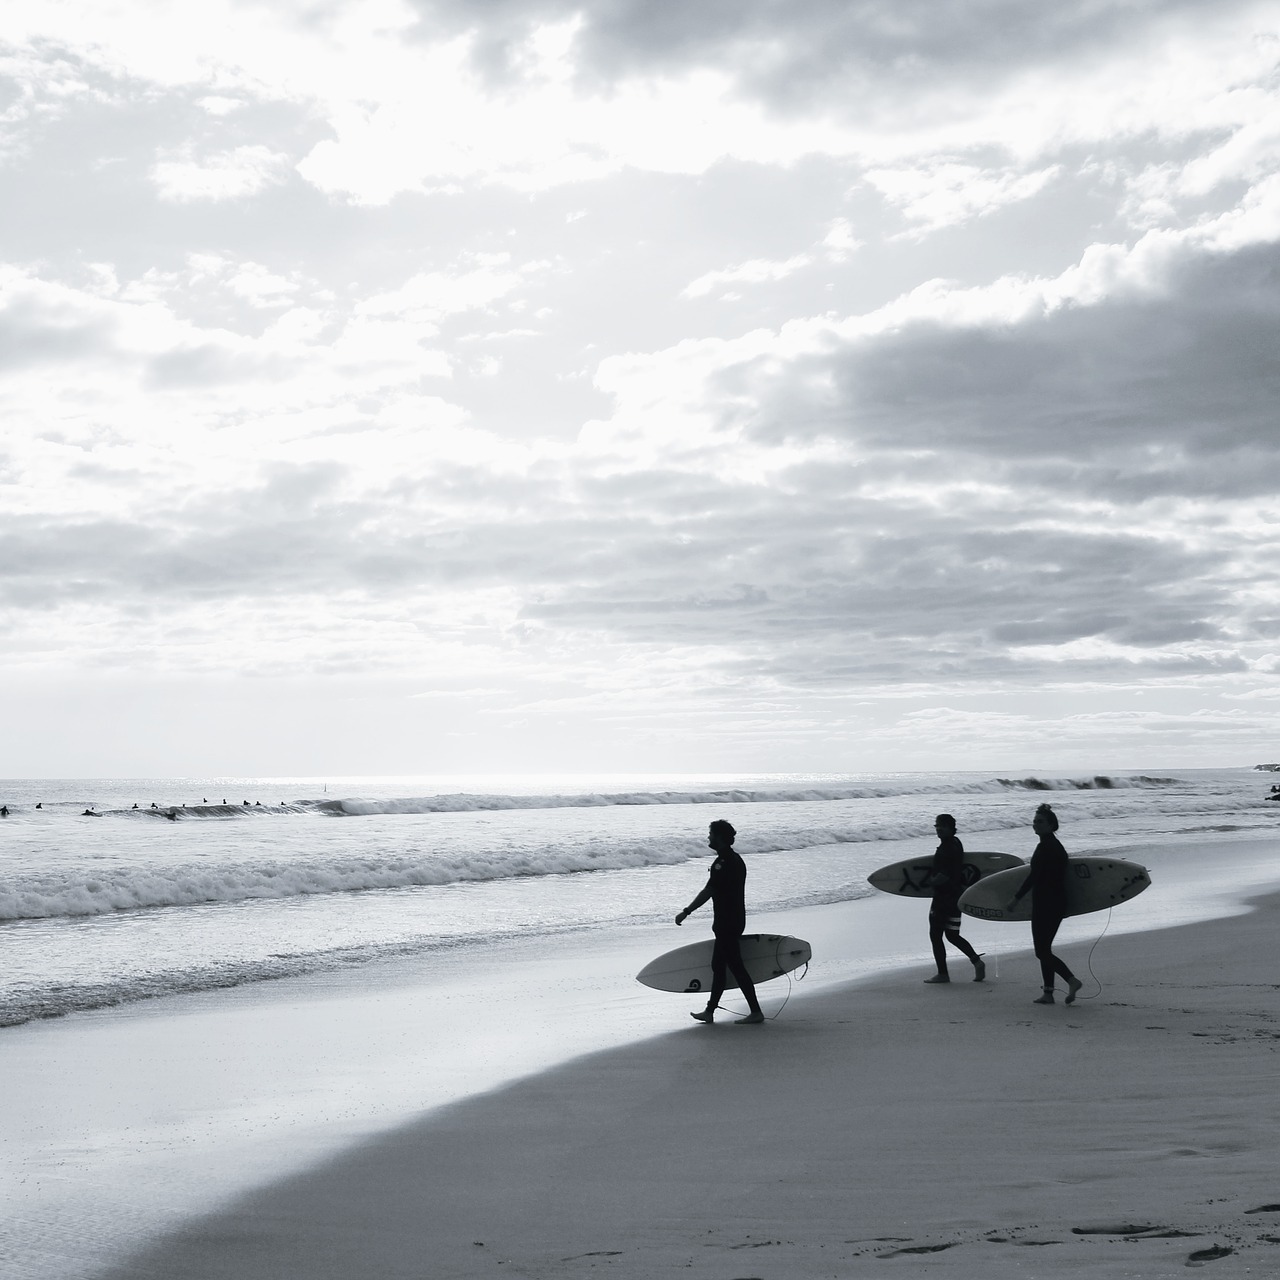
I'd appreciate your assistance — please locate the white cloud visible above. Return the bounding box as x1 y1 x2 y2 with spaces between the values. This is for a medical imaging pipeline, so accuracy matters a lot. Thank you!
821 218 861 260
151 145 291 202
357 257 536 320
228 263 301 307
865 162 1062 235
682 254 812 300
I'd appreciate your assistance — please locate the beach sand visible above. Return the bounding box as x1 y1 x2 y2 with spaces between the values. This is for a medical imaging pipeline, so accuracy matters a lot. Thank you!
97 886 1280 1279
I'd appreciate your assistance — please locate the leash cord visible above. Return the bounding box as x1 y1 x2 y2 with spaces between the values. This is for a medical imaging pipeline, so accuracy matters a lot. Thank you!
719 938 807 1021
1074 907 1112 1001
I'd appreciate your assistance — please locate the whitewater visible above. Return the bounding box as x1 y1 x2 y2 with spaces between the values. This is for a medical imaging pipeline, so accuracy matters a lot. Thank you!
0 768 1274 1028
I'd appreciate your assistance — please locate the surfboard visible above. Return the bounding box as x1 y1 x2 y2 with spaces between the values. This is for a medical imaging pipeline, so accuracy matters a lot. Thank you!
958 857 1152 922
636 934 812 994
867 851 1024 898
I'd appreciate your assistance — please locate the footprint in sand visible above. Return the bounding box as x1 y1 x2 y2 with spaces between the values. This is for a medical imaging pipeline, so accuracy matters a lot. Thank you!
877 1242 958 1257
1186 1243 1234 1265
1072 1223 1160 1235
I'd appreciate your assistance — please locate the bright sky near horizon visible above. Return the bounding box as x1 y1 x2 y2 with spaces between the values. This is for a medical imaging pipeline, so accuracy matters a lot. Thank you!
2 0 1279 777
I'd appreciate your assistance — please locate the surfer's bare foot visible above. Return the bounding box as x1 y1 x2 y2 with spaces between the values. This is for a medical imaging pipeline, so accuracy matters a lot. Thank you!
1065 976 1084 1004
735 1011 765 1024
690 1008 715 1023
1033 989 1055 1005
923 973 950 984
973 957 986 982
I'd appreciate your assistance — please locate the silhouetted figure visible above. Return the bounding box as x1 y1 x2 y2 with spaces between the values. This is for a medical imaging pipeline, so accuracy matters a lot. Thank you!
0 805 8 816
132 803 139 809
35 803 41 809
674 819 764 1024
922 813 985 983
1010 804 1082 1005
82 808 99 817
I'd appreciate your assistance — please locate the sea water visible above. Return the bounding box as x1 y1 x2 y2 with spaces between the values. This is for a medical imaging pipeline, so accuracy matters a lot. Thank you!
1 767 1274 1028
3 767 1279 1280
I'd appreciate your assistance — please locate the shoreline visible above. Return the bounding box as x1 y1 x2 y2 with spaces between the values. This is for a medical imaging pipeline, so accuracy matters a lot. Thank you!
99 884 1280 1279
6 833 1280 1279
97 885 1280 1274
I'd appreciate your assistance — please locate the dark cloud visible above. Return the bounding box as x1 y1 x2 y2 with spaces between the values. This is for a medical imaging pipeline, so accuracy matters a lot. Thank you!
405 0 1241 117
0 291 114 370
737 239 1280 498
0 423 1264 693
144 343 298 388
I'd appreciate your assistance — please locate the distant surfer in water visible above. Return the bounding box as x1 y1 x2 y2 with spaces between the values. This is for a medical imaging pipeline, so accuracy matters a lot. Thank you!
922 814 985 984
674 819 765 1024
1009 804 1083 1006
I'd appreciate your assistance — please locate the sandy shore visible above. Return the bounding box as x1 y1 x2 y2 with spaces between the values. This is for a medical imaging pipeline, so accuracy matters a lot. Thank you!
98 886 1280 1279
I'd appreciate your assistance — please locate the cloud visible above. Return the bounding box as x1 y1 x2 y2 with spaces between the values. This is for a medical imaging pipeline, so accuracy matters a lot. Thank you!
707 203 1280 497
865 162 1062 236
151 145 292 201
357 256 539 321
0 275 114 369
0 0 1270 229
682 254 813 300
4 1 1280 771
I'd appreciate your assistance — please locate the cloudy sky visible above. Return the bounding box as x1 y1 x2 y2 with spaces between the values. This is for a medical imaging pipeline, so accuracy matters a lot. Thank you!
3 0 1279 777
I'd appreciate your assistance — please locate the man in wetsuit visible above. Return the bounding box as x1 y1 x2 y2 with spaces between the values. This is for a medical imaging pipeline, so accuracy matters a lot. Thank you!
1010 803 1084 1005
923 813 985 983
675 819 765 1024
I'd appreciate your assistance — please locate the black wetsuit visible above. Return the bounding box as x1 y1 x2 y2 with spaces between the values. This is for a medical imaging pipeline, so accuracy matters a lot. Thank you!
687 848 760 1014
1014 833 1077 988
929 833 981 974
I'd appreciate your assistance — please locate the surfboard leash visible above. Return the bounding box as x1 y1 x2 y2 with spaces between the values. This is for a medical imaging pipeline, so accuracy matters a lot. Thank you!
718 971 795 1022
1074 906 1113 1001
719 941 809 1022
761 938 811 1020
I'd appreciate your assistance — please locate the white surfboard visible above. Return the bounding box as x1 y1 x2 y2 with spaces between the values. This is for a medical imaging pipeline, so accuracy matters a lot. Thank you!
958 857 1152 922
867 851 1024 899
636 934 812 994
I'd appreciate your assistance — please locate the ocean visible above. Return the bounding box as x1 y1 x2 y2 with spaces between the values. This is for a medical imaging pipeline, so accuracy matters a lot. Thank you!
2 767 1275 1029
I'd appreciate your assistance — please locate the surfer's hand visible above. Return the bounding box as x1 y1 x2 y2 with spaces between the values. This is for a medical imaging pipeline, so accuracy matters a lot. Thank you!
675 911 686 925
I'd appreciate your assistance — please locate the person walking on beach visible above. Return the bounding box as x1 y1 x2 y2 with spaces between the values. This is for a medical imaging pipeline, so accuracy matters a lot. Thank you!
923 813 985 984
1009 803 1083 1006
675 819 765 1024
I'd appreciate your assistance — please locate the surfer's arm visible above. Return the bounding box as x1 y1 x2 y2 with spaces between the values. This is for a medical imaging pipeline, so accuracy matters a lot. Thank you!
1009 864 1038 909
675 881 713 924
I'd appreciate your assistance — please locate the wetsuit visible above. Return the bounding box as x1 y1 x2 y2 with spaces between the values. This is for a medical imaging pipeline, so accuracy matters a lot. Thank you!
1014 833 1077 989
686 848 761 1014
928 833 982 975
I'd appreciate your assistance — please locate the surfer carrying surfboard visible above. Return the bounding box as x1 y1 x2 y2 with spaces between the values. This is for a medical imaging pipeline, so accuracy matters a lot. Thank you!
1008 804 1084 1006
922 814 986 984
674 820 765 1025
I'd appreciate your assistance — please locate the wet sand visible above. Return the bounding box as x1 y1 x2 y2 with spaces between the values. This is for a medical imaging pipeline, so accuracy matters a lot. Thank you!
98 882 1280 1279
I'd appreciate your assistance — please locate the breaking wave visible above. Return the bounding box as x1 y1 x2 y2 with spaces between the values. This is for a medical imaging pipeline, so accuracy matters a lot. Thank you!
52 774 1181 822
